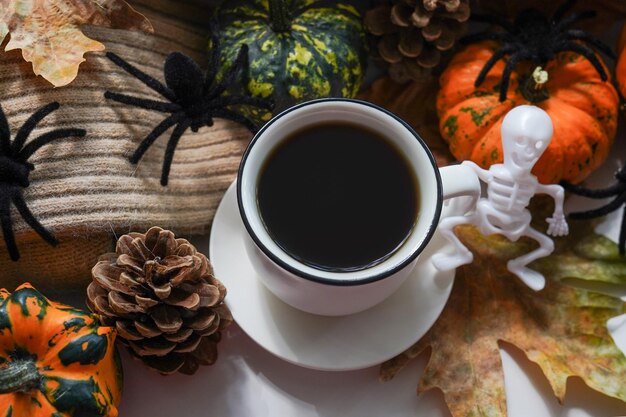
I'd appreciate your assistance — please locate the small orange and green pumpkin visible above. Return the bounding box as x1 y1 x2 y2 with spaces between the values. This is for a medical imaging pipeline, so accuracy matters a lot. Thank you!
437 3 619 184
0 283 122 417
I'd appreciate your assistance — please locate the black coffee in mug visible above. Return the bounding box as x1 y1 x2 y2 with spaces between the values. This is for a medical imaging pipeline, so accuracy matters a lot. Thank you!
257 122 419 272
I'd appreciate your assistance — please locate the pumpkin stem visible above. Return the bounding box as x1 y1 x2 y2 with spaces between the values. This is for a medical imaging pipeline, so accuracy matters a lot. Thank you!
0 359 40 394
268 0 292 32
521 66 550 103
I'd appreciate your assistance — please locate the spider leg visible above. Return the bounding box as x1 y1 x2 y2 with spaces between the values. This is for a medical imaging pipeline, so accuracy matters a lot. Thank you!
470 13 516 33
460 31 509 45
0 104 11 154
561 180 625 199
205 44 249 100
212 108 260 133
11 189 58 246
212 95 273 111
555 42 608 81
0 194 18 261
566 30 616 59
552 0 577 22
553 10 596 31
130 112 185 164
474 45 517 88
160 119 191 186
569 192 626 219
498 51 532 102
12 102 60 154
107 52 177 102
104 91 182 113
19 128 86 160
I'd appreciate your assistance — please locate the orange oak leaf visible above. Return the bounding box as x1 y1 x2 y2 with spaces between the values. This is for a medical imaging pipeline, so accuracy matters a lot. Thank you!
380 222 626 417
0 0 153 87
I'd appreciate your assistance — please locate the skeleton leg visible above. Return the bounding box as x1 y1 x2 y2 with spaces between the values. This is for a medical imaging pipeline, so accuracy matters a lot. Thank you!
432 215 474 271
507 228 554 291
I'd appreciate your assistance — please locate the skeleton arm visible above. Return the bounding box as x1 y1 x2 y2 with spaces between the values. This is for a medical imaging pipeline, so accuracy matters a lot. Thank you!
537 183 569 236
538 183 565 216
461 160 493 183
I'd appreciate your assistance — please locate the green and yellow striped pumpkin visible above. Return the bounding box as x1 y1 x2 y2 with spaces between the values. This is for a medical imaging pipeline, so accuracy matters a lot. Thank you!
0 283 122 417
217 0 367 122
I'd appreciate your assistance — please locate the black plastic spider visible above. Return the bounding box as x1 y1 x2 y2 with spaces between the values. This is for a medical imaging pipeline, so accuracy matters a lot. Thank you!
462 0 615 102
562 167 626 255
104 25 272 186
0 102 86 261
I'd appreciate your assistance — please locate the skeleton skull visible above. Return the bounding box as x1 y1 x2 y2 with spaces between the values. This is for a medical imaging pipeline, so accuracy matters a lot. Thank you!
501 105 553 177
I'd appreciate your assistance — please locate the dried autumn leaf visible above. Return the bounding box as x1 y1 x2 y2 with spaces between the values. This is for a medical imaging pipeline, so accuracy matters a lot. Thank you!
381 219 626 417
537 233 626 288
358 77 455 167
0 0 153 87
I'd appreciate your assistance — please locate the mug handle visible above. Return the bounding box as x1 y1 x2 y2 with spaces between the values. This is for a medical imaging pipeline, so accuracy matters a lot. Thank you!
439 164 481 214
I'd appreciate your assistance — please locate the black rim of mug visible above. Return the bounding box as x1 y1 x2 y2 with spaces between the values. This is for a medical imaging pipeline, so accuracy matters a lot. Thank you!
237 98 443 287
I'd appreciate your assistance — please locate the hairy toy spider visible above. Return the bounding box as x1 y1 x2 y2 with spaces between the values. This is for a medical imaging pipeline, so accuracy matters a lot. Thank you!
105 25 272 186
0 102 86 261
562 167 626 255
462 0 615 102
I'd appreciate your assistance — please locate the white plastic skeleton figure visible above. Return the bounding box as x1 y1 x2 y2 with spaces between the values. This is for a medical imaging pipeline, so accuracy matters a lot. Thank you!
432 105 568 291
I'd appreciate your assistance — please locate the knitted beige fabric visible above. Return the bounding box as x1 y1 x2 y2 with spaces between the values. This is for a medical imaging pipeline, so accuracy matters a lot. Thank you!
0 0 251 290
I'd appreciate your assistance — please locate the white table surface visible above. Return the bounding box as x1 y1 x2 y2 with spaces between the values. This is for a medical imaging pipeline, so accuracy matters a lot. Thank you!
109 137 626 417
114 322 626 417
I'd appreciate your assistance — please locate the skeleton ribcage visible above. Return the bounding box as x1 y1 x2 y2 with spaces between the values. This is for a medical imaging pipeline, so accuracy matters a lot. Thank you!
488 177 534 212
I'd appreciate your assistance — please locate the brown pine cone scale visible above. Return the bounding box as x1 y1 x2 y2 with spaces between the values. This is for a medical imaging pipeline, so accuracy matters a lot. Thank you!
87 226 232 375
365 0 470 82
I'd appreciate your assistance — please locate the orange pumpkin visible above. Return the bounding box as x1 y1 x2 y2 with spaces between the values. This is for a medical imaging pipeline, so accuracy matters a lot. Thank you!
437 42 619 184
0 283 122 417
616 23 626 98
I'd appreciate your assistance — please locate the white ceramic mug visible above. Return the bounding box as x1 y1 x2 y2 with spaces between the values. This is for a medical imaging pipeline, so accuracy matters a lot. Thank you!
237 99 480 316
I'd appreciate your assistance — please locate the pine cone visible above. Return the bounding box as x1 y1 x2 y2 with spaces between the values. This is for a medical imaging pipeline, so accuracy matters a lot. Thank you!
87 227 232 375
365 0 470 82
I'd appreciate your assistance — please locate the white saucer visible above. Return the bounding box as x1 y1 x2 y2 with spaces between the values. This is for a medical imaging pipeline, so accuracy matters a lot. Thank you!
209 181 456 371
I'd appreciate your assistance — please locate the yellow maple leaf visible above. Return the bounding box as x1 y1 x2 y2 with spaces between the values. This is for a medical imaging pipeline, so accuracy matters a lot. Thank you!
0 0 153 87
380 222 626 417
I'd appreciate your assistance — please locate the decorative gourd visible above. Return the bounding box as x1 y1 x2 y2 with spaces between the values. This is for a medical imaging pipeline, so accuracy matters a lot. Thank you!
0 283 122 417
217 0 367 121
616 23 626 98
437 4 619 185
